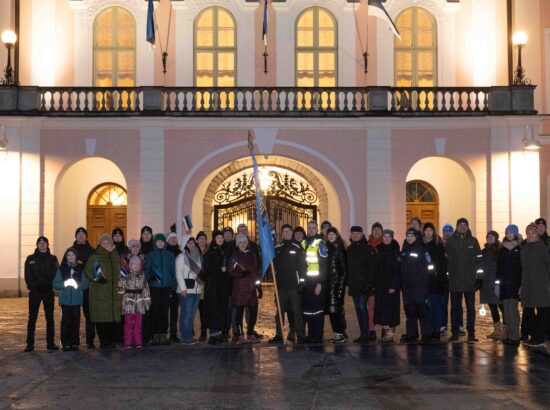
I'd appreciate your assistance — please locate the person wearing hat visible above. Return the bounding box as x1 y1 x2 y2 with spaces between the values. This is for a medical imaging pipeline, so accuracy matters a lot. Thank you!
293 226 306 245
84 235 122 349
145 233 176 345
140 226 154 256
195 231 209 341
347 225 377 345
301 220 328 343
445 218 483 343
228 234 261 343
441 224 454 244
520 223 550 348
495 224 522 346
366 222 384 342
24 236 60 352
203 230 229 345
112 228 129 258
166 231 182 343
53 247 89 351
320 221 332 239
400 228 431 344
535 218 550 246
374 229 401 343
325 227 348 344
269 224 307 344
479 230 504 340
72 227 96 349
422 223 448 342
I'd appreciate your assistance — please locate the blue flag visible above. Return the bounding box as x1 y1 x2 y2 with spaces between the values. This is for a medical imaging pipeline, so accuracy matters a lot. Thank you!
262 0 268 46
248 131 275 278
93 260 103 281
146 0 155 46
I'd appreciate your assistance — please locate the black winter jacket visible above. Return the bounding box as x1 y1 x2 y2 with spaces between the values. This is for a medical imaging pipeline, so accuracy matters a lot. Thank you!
346 237 377 297
72 241 95 267
24 249 59 293
423 238 448 294
400 239 429 304
274 240 307 291
326 242 347 313
496 241 522 300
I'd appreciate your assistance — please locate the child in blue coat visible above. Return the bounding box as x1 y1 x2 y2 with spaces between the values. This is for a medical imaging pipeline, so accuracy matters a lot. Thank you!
53 248 89 351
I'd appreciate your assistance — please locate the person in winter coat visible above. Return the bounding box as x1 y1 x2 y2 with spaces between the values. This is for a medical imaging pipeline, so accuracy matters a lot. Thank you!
521 223 550 348
24 236 60 352
140 226 154 256
400 229 431 344
440 223 454 336
112 228 129 258
325 227 348 344
347 226 377 345
72 227 96 349
203 231 230 345
374 230 401 343
422 223 448 341
445 218 483 343
366 222 384 341
495 224 522 346
480 231 504 340
269 224 307 345
117 256 151 348
84 235 122 349
176 235 204 345
145 233 176 346
166 232 182 343
196 231 209 341
535 218 550 246
53 248 89 351
222 227 236 339
229 234 261 344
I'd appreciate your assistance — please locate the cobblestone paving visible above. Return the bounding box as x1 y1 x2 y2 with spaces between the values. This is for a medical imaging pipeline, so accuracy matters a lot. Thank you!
1 288 548 410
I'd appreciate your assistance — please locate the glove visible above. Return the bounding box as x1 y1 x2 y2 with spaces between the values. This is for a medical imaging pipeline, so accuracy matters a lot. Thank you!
256 287 263 299
494 284 500 299
95 276 108 285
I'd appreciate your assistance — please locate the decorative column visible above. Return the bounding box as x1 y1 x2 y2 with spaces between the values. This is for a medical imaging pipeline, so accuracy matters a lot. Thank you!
139 126 165 233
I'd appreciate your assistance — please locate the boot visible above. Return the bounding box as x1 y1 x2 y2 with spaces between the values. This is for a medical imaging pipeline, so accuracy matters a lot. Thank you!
487 322 500 340
151 334 160 346
380 328 386 342
381 327 394 343
498 323 507 340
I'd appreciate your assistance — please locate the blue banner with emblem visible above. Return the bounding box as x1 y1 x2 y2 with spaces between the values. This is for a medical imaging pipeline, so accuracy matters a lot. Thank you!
248 131 276 278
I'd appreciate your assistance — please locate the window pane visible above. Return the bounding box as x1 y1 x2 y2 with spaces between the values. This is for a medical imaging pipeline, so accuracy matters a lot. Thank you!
297 10 313 29
218 52 235 86
318 9 334 29
218 27 235 47
417 29 434 47
197 9 214 47
96 50 113 72
395 29 412 48
117 51 135 86
318 28 335 47
297 51 314 87
396 9 412 28
297 28 313 47
396 72 412 87
116 9 135 47
318 73 336 87
418 52 433 71
196 52 214 87
94 10 114 47
396 51 412 71
318 52 335 71
417 9 434 29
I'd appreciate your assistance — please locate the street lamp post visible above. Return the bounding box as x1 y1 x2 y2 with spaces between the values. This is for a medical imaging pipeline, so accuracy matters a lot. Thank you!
1 30 17 86
512 31 530 86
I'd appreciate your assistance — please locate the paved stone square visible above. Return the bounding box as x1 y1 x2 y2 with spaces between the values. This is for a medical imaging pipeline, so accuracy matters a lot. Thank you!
1 289 549 409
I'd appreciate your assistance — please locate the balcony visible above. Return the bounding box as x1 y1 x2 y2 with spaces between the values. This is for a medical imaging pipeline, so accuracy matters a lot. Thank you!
0 85 537 117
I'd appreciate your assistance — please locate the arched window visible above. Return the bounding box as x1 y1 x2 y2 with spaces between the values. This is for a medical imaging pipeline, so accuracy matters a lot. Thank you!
194 6 237 87
93 7 136 87
295 7 337 87
88 183 128 206
394 7 437 87
406 180 439 231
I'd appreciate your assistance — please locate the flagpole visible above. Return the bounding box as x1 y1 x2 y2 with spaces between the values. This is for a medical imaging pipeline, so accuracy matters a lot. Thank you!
263 46 268 74
270 261 286 345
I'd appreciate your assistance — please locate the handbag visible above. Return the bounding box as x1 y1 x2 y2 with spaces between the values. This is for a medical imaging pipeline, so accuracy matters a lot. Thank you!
184 278 196 289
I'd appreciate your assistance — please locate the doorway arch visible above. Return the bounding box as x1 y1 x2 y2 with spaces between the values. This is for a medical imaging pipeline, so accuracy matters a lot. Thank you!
87 183 128 247
54 157 127 253
406 180 439 231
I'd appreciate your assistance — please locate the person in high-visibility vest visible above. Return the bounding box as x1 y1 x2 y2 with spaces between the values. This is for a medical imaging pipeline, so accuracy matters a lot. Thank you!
301 220 328 343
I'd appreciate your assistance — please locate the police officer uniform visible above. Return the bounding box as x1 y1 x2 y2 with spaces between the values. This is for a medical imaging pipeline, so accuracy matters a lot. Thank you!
270 236 307 343
301 234 328 342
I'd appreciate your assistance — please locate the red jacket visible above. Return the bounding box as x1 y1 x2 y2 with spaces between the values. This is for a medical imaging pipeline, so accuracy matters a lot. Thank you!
229 250 260 307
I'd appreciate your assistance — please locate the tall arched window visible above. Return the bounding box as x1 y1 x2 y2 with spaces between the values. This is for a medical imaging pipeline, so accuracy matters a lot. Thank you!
295 7 337 87
194 7 237 87
394 7 437 87
93 7 136 87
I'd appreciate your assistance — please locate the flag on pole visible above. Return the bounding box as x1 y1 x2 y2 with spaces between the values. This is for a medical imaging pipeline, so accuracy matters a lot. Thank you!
248 131 275 278
146 0 155 46
262 0 268 46
368 0 401 39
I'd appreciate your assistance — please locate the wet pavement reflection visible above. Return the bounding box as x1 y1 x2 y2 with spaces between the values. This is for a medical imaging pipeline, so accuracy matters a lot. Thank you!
1 290 549 409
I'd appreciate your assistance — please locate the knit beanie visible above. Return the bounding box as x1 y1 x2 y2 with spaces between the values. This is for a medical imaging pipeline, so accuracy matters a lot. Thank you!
75 227 87 237
371 222 383 232
326 227 338 236
212 230 223 241
128 239 140 249
442 224 454 234
383 229 394 238
141 226 153 235
196 231 207 240
36 236 49 246
456 217 469 227
505 224 519 237
486 230 499 240
166 232 177 242
406 228 420 237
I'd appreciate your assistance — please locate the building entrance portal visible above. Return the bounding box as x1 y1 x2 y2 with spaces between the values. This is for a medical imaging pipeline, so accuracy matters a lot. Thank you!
406 180 439 231
213 167 318 243
87 183 128 247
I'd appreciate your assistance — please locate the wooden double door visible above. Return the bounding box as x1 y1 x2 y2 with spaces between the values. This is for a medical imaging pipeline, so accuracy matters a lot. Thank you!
406 180 439 231
87 206 127 248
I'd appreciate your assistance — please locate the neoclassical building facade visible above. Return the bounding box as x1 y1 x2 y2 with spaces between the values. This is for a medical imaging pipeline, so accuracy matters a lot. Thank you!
0 0 548 295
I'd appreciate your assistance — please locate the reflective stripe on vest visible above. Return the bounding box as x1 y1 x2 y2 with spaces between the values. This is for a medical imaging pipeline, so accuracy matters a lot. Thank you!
302 239 321 277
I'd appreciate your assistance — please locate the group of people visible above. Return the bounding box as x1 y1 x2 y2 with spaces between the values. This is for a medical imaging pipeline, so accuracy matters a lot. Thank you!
23 216 550 352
